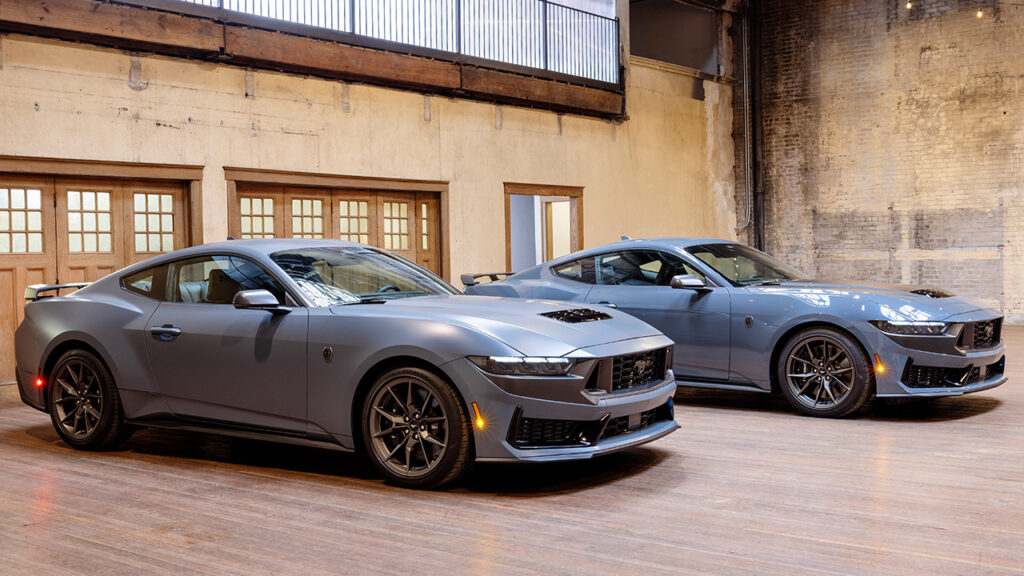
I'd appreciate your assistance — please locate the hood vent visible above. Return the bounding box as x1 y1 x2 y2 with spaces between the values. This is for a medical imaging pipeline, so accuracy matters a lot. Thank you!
911 288 954 298
540 309 612 323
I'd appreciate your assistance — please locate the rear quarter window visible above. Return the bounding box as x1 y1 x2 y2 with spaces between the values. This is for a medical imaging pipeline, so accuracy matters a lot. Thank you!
121 265 168 301
552 258 596 284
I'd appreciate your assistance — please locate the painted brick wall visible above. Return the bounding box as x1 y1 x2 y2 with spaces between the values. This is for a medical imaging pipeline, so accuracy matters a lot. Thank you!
755 0 1024 320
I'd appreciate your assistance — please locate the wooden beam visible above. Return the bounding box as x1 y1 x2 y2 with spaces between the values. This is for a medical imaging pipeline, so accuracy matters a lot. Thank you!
0 0 223 54
224 167 449 194
0 155 204 181
461 67 623 117
224 26 461 91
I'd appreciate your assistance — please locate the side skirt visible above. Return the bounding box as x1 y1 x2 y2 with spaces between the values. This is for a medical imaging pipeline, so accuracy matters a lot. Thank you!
124 416 355 453
675 379 772 393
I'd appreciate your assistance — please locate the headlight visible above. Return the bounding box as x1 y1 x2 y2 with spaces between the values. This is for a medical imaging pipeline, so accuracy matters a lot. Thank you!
869 320 948 336
469 356 575 376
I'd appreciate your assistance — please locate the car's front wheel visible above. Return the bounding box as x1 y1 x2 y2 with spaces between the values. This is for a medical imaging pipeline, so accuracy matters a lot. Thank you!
777 328 873 418
361 366 472 489
48 349 130 449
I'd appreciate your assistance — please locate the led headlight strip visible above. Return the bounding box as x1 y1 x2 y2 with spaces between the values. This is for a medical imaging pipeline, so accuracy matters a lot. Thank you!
469 356 575 376
869 320 949 336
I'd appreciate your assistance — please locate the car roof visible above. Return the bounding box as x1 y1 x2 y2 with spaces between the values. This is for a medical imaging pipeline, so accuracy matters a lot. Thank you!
550 237 736 263
115 238 369 275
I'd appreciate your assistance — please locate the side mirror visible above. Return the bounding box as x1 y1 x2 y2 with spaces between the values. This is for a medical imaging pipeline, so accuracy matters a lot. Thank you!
233 289 290 315
670 274 711 292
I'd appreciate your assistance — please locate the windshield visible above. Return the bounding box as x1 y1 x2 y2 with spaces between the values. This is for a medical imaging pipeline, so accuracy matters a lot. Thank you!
686 243 806 286
270 247 458 306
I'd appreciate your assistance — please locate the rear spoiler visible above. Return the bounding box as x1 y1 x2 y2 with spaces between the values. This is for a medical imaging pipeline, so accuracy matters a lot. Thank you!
460 272 512 287
25 283 90 302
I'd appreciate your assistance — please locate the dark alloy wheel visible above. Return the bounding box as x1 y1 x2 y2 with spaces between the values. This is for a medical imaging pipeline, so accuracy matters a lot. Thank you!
777 328 873 418
361 366 472 489
48 349 130 449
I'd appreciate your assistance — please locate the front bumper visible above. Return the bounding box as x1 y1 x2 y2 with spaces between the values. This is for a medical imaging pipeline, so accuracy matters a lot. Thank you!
867 317 1008 398
441 354 679 462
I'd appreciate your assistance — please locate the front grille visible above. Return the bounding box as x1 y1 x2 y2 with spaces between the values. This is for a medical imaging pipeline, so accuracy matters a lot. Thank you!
539 309 612 323
957 318 1003 349
902 357 1005 388
514 417 589 447
612 348 667 391
602 408 661 440
509 401 674 448
973 319 1002 349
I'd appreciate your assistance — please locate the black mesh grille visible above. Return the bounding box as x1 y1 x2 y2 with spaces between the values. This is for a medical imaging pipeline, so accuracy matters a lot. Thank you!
510 401 674 448
611 348 667 391
539 309 612 323
973 319 1002 349
902 357 1005 388
957 318 1003 349
602 408 660 440
514 417 589 447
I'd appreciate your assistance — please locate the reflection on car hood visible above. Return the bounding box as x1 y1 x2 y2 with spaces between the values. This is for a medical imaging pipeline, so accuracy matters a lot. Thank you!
330 295 662 356
754 279 987 319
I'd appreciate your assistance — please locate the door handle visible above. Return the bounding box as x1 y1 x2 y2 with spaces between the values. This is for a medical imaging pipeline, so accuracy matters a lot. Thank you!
597 301 618 309
149 325 182 340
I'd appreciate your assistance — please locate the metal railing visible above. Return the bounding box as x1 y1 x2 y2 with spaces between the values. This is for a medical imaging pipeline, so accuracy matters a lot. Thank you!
181 0 619 84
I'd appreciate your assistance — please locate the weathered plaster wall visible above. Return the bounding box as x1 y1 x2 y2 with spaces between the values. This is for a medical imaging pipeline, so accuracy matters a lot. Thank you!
757 1 1024 319
0 33 736 280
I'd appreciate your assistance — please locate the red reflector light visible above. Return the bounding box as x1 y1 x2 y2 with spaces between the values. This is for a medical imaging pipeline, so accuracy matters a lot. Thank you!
35 377 45 387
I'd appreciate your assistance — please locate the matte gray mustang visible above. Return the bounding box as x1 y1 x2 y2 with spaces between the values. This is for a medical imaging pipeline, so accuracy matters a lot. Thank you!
15 239 678 488
464 238 1007 418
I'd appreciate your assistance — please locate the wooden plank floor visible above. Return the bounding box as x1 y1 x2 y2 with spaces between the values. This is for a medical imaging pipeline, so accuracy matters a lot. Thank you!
2 330 1023 575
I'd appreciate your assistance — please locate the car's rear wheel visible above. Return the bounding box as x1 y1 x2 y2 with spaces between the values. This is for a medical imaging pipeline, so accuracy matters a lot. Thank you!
48 349 130 449
361 366 472 489
777 328 872 418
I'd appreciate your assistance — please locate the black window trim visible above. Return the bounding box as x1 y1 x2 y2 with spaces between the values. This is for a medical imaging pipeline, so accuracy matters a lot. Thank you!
119 251 305 307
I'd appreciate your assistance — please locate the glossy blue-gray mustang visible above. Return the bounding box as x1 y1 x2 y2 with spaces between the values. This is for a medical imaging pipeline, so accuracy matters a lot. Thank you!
14 239 678 488
464 238 1006 418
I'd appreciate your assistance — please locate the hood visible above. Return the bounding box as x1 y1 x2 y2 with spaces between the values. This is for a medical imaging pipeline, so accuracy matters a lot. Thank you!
330 295 662 356
752 279 987 320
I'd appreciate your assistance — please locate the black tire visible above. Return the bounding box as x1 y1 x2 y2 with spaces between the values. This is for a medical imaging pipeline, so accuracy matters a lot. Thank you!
776 327 873 418
47 349 129 450
361 366 472 489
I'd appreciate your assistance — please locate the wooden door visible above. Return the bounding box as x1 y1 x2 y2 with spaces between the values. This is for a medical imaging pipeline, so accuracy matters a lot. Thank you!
229 184 443 275
376 192 416 263
235 185 285 239
285 187 332 239
414 192 441 273
333 190 377 245
0 178 57 382
125 182 188 265
56 180 125 284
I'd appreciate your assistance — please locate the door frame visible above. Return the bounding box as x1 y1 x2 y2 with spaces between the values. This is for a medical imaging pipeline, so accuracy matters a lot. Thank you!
504 182 583 271
224 167 450 280
0 156 204 246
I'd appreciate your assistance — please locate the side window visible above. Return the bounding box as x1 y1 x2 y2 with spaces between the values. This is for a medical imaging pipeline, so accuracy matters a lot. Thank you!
595 251 707 287
652 252 706 286
169 255 286 305
552 258 596 284
596 251 659 286
121 265 168 301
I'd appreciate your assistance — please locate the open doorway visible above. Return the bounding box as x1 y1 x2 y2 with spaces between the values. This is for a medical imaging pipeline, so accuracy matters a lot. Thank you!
504 183 583 272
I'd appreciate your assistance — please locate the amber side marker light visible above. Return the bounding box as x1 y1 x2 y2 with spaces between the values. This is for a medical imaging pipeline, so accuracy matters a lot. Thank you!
35 377 45 388
874 354 886 374
471 402 486 430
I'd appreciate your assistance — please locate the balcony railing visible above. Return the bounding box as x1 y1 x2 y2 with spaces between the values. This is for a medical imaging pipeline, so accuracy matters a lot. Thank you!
175 0 619 84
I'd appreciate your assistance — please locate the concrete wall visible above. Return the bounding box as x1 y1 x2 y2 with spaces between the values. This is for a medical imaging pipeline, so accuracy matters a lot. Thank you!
756 0 1024 319
0 33 737 281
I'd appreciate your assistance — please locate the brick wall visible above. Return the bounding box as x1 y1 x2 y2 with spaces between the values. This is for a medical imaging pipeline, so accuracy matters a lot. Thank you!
754 0 1024 320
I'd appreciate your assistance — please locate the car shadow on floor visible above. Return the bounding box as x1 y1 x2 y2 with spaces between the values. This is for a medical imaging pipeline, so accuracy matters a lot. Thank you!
16 423 673 495
674 388 1003 422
